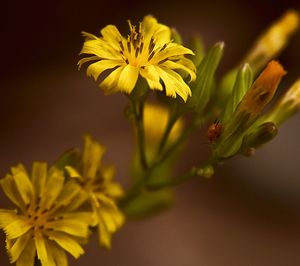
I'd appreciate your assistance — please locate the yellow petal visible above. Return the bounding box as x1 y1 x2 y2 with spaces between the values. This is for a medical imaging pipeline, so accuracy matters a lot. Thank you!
11 169 34 206
86 60 123 81
141 16 171 46
4 217 31 239
101 25 123 50
160 60 196 82
117 64 139 93
55 180 81 207
31 162 47 200
158 67 192 101
82 135 105 179
0 209 18 228
40 168 64 210
65 166 83 180
62 212 95 225
35 234 48 265
81 31 98 40
9 233 31 263
48 242 68 266
151 43 194 63
47 220 89 238
63 190 89 212
0 175 25 209
80 39 121 60
97 219 111 248
77 55 99 70
15 239 36 266
103 182 124 198
48 231 84 259
140 65 163 91
152 24 171 47
99 65 125 93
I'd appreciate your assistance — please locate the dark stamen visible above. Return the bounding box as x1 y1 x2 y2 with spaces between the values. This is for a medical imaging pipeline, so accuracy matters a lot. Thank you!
148 51 155 61
41 208 48 214
160 43 167 51
140 42 144 53
149 39 155 53
158 58 169 64
125 59 129 64
119 41 125 51
127 41 131 53
135 47 140 58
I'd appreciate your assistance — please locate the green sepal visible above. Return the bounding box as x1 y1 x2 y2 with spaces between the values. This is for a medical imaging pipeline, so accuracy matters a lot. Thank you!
188 36 205 67
171 28 182 44
216 69 237 108
129 76 148 101
53 148 81 170
213 111 252 158
222 64 253 123
187 42 224 113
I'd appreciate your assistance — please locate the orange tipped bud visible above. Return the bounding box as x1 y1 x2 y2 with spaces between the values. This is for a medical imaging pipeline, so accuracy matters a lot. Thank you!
238 60 286 115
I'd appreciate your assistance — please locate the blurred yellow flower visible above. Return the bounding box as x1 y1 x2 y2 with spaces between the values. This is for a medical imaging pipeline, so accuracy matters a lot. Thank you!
0 162 92 266
78 15 196 101
245 10 299 71
65 135 124 248
144 103 183 147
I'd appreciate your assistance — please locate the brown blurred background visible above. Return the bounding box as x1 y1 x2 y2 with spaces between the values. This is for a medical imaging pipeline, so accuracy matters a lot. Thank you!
1 0 300 265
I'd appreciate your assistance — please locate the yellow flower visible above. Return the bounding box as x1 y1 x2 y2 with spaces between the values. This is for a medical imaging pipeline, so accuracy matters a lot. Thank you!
0 162 92 266
78 15 196 101
65 135 124 248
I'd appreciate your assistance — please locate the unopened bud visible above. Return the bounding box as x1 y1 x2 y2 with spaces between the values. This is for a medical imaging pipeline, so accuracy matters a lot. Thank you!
242 122 278 151
244 10 299 72
262 79 300 126
237 60 286 118
213 61 285 158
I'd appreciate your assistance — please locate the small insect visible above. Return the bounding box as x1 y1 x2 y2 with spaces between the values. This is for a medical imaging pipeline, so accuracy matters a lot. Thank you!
207 120 223 143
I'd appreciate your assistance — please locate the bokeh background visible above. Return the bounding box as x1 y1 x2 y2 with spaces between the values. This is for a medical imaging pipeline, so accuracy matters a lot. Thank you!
1 0 300 265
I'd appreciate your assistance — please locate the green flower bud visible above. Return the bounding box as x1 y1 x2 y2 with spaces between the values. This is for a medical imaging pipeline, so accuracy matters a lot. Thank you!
241 122 278 152
222 64 253 123
260 79 300 126
187 42 224 113
189 36 205 67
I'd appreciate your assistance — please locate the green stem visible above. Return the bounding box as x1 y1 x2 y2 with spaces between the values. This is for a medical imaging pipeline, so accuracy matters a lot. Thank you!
157 113 178 154
119 117 198 209
146 156 217 190
131 98 148 170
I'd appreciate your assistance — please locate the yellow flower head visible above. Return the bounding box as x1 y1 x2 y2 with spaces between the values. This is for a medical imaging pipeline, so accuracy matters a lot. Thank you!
78 15 196 101
0 162 92 266
65 135 124 248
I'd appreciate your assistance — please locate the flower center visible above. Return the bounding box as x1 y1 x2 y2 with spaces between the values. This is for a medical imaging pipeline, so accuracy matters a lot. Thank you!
25 200 61 234
118 20 167 68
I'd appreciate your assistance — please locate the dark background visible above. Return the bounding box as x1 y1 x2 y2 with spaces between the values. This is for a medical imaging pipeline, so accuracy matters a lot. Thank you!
1 0 300 265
